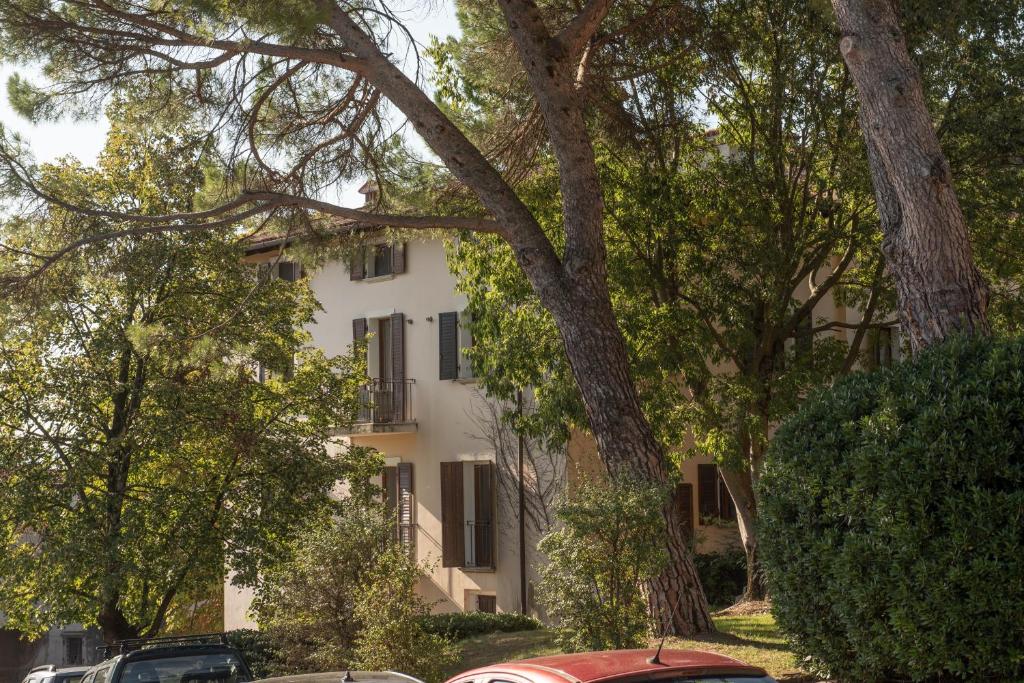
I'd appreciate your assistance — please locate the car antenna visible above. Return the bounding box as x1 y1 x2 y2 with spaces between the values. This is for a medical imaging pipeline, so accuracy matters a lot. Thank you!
648 589 682 665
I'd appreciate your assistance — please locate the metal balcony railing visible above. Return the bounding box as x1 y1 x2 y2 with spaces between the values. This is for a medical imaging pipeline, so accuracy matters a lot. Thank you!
356 378 415 424
465 520 494 569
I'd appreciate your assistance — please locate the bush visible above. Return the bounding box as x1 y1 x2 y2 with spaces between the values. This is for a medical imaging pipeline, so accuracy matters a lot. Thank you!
537 478 667 652
225 629 284 679
693 550 746 609
418 611 541 641
352 552 459 683
760 336 1024 682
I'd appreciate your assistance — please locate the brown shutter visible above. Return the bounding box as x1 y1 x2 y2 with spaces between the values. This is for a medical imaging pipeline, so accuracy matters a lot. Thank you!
477 595 496 613
439 312 459 380
279 261 301 281
675 482 694 537
397 463 415 552
473 462 495 568
697 463 720 524
440 462 465 567
350 247 365 280
390 312 405 418
719 475 737 521
392 242 406 274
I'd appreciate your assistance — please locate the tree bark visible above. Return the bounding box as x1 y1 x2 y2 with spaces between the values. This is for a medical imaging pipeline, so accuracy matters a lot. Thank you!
98 601 139 645
719 467 766 602
546 278 714 635
831 0 989 351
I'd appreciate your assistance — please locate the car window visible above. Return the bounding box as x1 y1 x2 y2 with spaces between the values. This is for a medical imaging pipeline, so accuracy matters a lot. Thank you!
120 653 248 683
59 675 86 683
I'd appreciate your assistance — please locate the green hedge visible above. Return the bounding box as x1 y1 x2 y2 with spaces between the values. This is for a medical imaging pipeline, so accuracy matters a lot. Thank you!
225 628 285 678
693 550 746 609
759 336 1024 681
418 611 541 641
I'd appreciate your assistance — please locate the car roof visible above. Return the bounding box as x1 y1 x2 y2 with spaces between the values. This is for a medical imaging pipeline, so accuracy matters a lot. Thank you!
253 672 425 683
449 649 768 683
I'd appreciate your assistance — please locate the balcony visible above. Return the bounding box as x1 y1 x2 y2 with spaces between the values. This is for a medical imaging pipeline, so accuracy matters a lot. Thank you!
342 378 417 435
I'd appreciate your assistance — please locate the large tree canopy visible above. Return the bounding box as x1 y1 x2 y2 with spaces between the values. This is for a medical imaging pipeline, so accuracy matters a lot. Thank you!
0 0 717 632
0 114 370 643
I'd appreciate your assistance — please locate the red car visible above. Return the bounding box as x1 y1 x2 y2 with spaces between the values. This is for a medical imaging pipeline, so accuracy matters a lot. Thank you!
447 648 777 683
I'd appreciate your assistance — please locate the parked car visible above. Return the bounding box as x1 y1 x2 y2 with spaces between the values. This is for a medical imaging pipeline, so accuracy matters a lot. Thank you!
252 673 424 683
445 648 777 683
81 634 252 683
21 665 91 683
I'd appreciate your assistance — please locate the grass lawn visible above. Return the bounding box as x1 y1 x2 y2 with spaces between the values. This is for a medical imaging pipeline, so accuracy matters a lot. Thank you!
449 614 815 682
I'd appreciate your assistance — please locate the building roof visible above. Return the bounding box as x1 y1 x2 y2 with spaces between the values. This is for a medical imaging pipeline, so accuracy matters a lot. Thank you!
448 649 768 683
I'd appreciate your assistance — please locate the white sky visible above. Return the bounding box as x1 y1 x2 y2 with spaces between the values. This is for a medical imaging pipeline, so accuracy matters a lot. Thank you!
0 4 461 208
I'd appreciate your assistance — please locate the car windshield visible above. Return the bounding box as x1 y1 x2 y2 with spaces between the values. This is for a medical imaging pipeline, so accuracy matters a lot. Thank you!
120 654 248 683
58 676 84 683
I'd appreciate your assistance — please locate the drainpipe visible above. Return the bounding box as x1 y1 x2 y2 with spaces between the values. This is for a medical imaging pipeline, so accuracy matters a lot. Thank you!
517 389 528 614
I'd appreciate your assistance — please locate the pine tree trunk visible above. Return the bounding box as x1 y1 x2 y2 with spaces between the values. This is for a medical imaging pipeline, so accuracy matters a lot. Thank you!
832 0 989 351
546 278 715 636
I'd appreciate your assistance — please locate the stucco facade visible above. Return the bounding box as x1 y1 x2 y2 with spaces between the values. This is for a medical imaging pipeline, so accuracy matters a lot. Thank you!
225 225 896 628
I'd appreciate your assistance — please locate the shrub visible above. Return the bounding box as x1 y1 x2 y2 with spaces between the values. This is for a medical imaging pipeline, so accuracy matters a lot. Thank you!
693 550 746 609
537 478 667 652
418 611 541 641
352 552 459 683
760 336 1024 682
225 629 284 678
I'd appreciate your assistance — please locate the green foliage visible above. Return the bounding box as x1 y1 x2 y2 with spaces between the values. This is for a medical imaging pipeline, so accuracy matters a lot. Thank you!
418 611 541 642
251 502 394 672
225 629 285 679
760 336 1024 681
252 500 457 681
352 551 459 683
537 479 668 652
0 118 370 639
693 550 747 609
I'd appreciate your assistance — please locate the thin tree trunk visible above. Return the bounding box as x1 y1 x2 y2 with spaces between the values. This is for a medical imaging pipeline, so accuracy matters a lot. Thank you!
832 0 989 351
719 468 766 602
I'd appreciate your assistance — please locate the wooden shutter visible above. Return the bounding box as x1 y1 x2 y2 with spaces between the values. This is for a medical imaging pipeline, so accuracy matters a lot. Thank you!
473 462 495 568
279 261 301 281
440 461 465 567
397 463 415 551
439 311 459 380
350 247 365 280
477 595 496 613
352 317 368 344
392 242 406 274
697 464 720 524
390 312 405 418
719 476 737 521
675 482 694 537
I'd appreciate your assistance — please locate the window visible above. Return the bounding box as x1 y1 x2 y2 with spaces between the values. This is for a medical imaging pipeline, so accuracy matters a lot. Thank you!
382 463 415 554
477 594 497 613
874 325 900 367
64 635 84 665
439 310 475 380
697 464 736 524
440 461 495 569
350 242 406 280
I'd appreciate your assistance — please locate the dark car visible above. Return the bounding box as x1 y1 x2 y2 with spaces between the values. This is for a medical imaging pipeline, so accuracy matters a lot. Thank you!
81 634 252 683
446 648 778 683
21 666 91 683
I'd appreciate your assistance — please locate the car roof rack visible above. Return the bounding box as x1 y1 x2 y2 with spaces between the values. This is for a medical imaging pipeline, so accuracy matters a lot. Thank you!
29 666 57 674
97 633 230 659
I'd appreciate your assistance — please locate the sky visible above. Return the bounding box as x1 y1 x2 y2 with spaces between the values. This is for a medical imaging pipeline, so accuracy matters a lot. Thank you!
0 3 461 208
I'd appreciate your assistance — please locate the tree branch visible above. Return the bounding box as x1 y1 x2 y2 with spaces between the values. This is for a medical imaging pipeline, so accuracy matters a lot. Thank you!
559 0 617 56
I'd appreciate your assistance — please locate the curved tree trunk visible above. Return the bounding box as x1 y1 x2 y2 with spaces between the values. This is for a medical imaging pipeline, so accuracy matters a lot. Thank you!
546 280 715 635
720 468 766 602
832 0 989 351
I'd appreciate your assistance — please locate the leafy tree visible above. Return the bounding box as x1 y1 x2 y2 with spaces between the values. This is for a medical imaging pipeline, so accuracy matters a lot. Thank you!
441 0 1024 600
0 116 369 643
252 499 457 681
537 478 668 652
0 0 713 635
